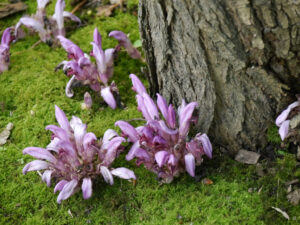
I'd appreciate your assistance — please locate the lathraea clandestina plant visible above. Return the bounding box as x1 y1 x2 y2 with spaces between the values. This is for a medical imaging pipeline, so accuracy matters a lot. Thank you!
22 105 136 203
56 28 141 109
115 74 212 183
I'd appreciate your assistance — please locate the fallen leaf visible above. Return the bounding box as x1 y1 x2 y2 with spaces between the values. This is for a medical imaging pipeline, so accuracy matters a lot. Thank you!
271 207 289 220
285 179 299 186
0 122 13 146
0 2 27 19
68 209 73 218
287 189 300 205
110 0 122 4
235 149 260 164
202 178 213 185
133 39 142 48
97 3 121 17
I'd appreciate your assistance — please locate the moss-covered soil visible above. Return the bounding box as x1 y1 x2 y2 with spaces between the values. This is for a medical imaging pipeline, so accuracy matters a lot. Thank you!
1 1 300 224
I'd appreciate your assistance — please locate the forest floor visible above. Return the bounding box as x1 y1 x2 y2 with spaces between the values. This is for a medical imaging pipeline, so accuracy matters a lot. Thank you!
0 0 300 224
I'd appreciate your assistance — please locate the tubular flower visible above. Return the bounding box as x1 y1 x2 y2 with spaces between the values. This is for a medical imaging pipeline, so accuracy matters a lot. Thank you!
56 28 140 109
115 74 212 183
14 0 80 46
22 105 136 203
0 28 14 74
275 95 300 141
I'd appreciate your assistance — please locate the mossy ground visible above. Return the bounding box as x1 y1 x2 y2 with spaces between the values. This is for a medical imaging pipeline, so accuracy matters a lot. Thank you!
0 1 300 224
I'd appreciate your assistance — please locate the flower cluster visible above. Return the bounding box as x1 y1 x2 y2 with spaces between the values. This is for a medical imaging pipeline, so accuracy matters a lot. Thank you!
276 95 300 141
22 105 136 203
0 28 14 74
115 74 212 183
15 0 80 46
56 28 141 109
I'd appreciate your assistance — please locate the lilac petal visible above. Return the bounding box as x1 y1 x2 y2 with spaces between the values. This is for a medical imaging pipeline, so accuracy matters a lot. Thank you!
57 179 78 204
42 170 53 187
54 180 68 193
22 160 49 174
156 94 168 121
53 0 65 31
178 99 187 116
56 140 77 158
1 28 11 47
168 154 177 166
111 168 136 180
158 120 178 136
91 42 106 74
70 116 83 130
101 87 116 109
130 74 146 95
109 31 141 59
83 92 92 109
279 120 290 141
57 35 84 60
136 95 151 121
83 132 97 151
93 28 102 47
179 102 198 137
100 166 114 185
142 93 159 120
102 129 118 146
104 137 125 164
198 134 213 158
134 148 150 160
126 141 140 160
140 126 153 139
184 153 196 177
105 48 115 67
74 123 87 150
82 132 97 162
115 120 138 142
46 137 60 152
64 61 84 79
155 151 169 167
63 11 81 24
82 177 92 199
78 56 91 67
45 125 69 141
153 136 167 145
65 75 76 98
55 105 71 132
276 101 299 126
23 147 56 163
18 17 47 39
37 0 50 9
167 104 176 129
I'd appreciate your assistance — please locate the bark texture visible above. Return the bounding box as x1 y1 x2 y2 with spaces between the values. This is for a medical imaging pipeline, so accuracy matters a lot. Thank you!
139 0 300 153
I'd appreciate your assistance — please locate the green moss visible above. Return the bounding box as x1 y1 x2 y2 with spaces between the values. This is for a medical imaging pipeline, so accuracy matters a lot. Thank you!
1 2 300 225
267 125 281 144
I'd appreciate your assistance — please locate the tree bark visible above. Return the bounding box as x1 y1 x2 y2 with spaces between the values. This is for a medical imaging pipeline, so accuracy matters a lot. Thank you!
138 0 300 153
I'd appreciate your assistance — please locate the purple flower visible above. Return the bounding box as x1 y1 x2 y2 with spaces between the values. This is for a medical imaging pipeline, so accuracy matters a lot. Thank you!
109 31 141 59
23 105 136 203
115 74 212 183
81 92 93 109
57 28 141 109
15 0 80 46
275 97 300 141
0 28 13 74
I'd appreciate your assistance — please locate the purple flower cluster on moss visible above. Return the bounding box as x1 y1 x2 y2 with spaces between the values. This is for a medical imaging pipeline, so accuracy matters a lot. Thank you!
15 0 80 46
56 28 141 109
22 105 136 203
0 28 14 74
276 95 300 141
115 74 212 183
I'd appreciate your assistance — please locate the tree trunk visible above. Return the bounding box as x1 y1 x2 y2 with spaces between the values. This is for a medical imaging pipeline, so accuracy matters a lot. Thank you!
138 0 300 153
